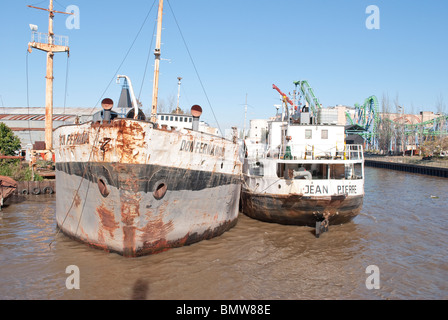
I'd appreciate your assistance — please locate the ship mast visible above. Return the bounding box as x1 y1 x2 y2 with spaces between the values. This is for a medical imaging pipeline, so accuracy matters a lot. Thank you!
150 0 164 123
27 0 72 153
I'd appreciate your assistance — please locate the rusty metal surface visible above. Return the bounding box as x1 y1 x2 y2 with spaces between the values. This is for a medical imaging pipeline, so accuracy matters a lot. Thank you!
53 118 242 257
0 176 17 206
241 191 363 227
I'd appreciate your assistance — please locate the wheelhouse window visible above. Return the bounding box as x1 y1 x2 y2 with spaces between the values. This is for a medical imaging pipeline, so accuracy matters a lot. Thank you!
250 161 264 177
276 163 363 180
277 163 327 180
305 129 312 139
321 129 328 139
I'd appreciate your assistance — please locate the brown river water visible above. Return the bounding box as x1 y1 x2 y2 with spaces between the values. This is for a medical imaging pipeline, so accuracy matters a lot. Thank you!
1 167 447 300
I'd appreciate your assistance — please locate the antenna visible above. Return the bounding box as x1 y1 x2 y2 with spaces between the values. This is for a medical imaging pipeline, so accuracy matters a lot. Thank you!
244 94 247 139
175 76 182 114
27 0 73 152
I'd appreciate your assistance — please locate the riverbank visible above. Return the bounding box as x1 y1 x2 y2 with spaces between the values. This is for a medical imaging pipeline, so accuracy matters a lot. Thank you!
364 155 448 177
13 180 55 195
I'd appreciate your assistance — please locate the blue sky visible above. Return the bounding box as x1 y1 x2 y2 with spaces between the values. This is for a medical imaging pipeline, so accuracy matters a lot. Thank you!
0 0 447 132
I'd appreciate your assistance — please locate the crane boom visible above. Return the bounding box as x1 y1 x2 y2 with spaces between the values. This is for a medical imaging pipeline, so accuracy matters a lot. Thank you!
272 84 294 106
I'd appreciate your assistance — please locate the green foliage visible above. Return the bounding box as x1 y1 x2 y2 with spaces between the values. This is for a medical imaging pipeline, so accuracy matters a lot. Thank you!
420 136 448 157
0 160 43 181
0 123 21 156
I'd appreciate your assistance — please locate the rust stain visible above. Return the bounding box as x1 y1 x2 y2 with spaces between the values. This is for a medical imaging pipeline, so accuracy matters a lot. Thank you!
73 191 81 208
139 199 174 249
122 226 136 257
142 233 190 255
139 214 175 247
114 120 147 163
96 203 119 237
119 170 142 257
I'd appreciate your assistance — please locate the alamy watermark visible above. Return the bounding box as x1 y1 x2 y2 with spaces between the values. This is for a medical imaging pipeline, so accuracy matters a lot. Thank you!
63 5 378 31
64 264 381 291
365 265 380 290
65 5 80 30
366 5 380 30
65 265 80 290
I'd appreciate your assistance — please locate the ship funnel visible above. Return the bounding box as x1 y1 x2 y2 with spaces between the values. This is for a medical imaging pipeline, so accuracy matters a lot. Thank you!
101 98 114 123
191 105 202 131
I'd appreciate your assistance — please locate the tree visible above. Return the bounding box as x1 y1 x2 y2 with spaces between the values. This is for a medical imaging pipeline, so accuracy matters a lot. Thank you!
0 123 21 156
377 94 394 154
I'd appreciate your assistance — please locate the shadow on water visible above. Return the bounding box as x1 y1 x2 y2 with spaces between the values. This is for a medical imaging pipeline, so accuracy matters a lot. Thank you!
131 279 149 300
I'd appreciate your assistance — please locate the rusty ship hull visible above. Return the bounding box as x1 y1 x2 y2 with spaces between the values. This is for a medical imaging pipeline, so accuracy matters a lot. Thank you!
241 157 364 228
241 190 363 227
54 119 242 257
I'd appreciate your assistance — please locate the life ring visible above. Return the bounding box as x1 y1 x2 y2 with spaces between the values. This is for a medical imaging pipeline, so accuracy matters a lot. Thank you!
32 187 41 195
43 186 54 194
21 189 29 195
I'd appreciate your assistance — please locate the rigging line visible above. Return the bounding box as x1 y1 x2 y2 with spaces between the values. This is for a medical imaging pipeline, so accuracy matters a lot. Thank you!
138 17 158 102
0 95 4 114
29 0 48 7
49 125 102 249
53 0 68 10
89 0 158 115
166 0 222 136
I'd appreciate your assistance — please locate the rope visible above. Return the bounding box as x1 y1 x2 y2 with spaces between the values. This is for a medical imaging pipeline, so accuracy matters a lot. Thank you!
49 125 102 249
51 1 158 248
166 0 223 136
89 0 158 115
241 171 282 195
138 18 158 103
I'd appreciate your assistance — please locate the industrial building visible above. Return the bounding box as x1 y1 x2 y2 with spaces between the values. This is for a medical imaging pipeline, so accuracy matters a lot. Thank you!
0 107 100 157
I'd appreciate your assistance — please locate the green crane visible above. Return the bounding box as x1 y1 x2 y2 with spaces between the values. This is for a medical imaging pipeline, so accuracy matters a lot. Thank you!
293 80 322 119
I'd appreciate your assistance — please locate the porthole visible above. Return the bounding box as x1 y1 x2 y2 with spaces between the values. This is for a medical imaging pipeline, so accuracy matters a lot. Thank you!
98 178 110 197
278 184 281 189
153 182 167 200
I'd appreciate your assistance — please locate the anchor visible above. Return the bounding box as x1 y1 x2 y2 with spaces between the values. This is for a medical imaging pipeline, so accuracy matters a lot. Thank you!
315 212 331 238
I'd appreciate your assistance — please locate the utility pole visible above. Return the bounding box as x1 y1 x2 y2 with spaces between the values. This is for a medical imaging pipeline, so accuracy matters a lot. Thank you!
27 0 72 156
150 0 164 123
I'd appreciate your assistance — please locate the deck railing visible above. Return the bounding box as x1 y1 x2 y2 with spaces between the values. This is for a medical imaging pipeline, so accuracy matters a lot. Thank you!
30 31 69 47
246 143 364 161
